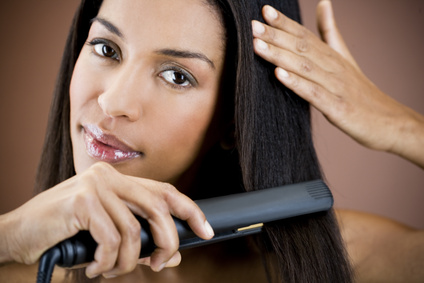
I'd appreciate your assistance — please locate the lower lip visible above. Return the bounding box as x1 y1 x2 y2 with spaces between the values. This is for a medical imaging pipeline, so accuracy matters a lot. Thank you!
84 131 141 163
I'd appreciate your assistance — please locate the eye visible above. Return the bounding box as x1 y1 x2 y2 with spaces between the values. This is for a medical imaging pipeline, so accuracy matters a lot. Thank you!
161 70 190 86
159 67 197 89
88 39 120 61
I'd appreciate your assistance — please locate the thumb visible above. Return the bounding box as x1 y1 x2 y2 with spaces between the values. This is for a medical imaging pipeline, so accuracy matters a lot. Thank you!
317 0 359 69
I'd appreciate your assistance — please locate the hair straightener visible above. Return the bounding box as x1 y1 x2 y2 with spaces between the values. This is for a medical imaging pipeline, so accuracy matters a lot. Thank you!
36 179 333 283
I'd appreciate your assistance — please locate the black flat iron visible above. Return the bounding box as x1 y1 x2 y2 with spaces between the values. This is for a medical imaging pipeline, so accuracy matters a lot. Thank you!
36 179 333 283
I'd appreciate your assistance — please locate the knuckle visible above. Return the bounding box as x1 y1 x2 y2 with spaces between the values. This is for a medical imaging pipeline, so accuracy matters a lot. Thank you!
162 236 179 252
333 97 350 118
90 162 114 177
267 26 277 42
149 198 169 217
277 14 288 27
70 187 97 209
296 25 308 39
99 260 116 272
309 84 323 101
159 182 179 202
161 182 178 193
125 218 142 242
106 231 121 250
299 59 312 74
290 76 300 89
296 38 309 53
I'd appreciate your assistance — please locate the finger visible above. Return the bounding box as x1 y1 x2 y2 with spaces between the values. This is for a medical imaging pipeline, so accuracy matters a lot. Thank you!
137 251 181 268
252 20 309 56
274 66 341 119
146 211 179 272
144 185 211 272
252 19 333 72
96 191 141 277
317 0 360 69
125 177 214 241
111 180 179 272
122 181 212 272
74 200 120 279
253 38 327 89
163 185 214 241
261 5 305 38
76 163 142 277
100 172 212 272
163 251 182 268
254 7 345 77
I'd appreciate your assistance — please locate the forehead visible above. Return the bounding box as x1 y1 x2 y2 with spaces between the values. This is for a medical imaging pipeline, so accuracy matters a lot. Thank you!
97 0 225 60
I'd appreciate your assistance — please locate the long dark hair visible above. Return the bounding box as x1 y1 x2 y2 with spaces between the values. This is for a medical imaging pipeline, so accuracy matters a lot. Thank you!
36 0 353 282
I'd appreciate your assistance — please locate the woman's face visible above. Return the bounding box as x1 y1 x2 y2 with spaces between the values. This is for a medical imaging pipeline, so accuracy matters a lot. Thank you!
70 0 226 187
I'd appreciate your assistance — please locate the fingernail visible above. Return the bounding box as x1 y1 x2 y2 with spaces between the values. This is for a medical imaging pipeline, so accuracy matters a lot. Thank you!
157 262 167 272
255 39 268 51
204 220 214 238
86 264 100 279
277 67 289 79
265 5 278 20
252 20 265 35
86 272 100 279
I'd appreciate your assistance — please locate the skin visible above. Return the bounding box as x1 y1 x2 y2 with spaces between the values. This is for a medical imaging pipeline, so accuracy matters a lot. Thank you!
252 1 424 170
70 0 227 185
1 0 423 282
0 0 243 280
252 1 424 281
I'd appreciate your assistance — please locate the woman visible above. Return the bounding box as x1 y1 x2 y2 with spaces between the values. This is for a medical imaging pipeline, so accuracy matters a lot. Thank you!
0 0 352 281
4 0 420 282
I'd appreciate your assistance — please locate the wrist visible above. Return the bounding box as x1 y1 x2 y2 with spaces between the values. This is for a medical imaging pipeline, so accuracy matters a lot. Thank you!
389 107 424 168
0 212 16 264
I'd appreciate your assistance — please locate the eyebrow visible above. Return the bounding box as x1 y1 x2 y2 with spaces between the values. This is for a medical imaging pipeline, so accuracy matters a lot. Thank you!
91 17 125 39
90 17 215 69
155 49 216 70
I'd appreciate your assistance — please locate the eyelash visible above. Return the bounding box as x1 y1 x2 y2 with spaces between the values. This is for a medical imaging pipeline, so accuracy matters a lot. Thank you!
158 65 197 90
87 38 121 61
86 38 197 90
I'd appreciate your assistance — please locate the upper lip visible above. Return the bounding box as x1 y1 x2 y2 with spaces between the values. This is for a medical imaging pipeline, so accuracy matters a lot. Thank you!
84 124 139 153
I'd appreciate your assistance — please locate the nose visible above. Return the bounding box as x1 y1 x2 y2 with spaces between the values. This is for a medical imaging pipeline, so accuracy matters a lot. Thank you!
97 68 143 121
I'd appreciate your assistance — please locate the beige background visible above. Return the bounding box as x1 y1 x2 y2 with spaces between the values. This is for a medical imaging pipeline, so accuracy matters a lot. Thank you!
0 1 423 228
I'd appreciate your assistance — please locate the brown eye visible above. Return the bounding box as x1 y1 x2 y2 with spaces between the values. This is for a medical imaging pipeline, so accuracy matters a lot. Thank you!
101 45 115 57
160 70 191 87
171 72 187 85
93 42 119 60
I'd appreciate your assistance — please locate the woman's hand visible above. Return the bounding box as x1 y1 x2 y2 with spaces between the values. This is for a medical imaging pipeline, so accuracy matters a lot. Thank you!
0 162 214 278
252 1 424 168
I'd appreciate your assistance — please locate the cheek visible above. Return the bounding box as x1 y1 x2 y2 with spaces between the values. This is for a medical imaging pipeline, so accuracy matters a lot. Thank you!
69 56 102 123
70 59 87 118
157 93 219 160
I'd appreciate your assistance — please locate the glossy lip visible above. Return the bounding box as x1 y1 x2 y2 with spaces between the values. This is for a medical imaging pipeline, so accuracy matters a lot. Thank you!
83 124 142 163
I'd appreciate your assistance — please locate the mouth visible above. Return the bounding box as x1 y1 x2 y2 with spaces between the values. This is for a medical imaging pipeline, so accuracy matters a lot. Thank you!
83 124 142 163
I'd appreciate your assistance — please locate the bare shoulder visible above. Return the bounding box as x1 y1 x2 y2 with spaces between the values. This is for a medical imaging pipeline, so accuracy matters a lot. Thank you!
335 209 424 283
